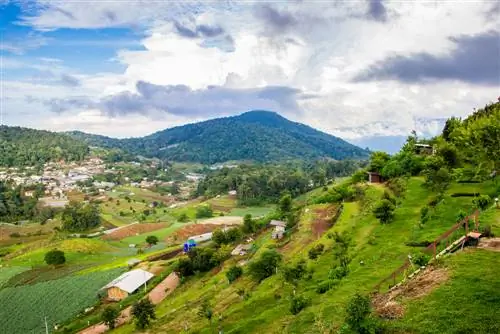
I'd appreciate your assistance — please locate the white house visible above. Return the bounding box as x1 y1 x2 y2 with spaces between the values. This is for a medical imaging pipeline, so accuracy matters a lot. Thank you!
270 220 287 239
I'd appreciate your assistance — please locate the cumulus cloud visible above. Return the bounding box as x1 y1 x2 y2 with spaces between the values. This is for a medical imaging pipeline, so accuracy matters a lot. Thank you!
353 30 500 86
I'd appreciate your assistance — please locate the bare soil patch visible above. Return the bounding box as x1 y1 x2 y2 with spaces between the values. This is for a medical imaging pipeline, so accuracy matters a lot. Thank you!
102 223 167 241
373 266 449 319
477 237 500 252
199 216 243 225
312 205 338 238
166 224 220 243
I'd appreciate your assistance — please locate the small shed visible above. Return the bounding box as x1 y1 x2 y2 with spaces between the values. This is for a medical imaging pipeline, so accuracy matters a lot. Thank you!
270 220 287 239
102 269 154 301
367 172 383 184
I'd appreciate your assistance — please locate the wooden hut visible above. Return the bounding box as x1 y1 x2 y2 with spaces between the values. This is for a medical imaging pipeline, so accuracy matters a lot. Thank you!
102 269 154 301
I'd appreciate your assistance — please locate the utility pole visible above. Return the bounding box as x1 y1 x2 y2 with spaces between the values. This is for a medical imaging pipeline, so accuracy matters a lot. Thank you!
44 316 49 334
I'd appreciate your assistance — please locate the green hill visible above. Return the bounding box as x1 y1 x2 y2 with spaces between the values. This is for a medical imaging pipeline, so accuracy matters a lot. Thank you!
0 125 89 167
68 110 370 164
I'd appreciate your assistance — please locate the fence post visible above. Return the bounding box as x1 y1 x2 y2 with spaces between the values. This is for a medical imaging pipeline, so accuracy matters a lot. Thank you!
433 242 437 259
465 216 469 236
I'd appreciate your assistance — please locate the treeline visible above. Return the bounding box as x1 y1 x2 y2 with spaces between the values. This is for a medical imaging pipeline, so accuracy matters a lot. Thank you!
0 126 89 167
195 160 366 205
0 181 54 224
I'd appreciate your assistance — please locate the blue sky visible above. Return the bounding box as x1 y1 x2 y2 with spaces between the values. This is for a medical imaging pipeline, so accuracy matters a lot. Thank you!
1 0 499 151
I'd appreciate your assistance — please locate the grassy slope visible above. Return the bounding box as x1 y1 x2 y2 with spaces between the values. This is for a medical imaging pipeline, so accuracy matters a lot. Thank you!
112 178 499 334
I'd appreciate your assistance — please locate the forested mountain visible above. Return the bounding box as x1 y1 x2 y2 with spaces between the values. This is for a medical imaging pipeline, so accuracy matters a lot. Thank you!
68 111 369 164
0 126 89 167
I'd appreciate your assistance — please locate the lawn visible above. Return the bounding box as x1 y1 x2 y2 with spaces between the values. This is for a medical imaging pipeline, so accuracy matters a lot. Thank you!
0 268 124 334
390 249 500 334
229 205 275 217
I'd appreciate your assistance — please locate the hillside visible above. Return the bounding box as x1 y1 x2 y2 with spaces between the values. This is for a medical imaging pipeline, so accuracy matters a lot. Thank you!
68 111 370 164
0 126 89 167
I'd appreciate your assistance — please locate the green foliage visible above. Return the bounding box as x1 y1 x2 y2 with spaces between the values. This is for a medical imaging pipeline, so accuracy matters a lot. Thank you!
102 306 119 329
242 214 257 233
61 202 100 232
411 252 430 267
369 151 390 173
473 195 491 210
198 300 213 324
330 231 352 272
146 235 159 245
44 249 66 266
248 249 282 282
0 126 88 167
315 280 338 294
420 205 430 224
0 181 47 223
68 111 369 164
290 294 310 315
212 228 242 246
373 199 395 224
308 243 325 260
345 293 373 334
283 259 307 285
226 265 243 283
382 190 396 205
178 212 189 222
279 193 293 217
195 204 213 219
132 299 156 330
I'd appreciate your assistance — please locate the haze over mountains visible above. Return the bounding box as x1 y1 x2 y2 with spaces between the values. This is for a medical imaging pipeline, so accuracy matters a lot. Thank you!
68 110 370 164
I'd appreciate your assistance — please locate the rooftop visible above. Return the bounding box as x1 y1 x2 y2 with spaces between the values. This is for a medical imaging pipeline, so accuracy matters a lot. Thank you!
102 269 154 293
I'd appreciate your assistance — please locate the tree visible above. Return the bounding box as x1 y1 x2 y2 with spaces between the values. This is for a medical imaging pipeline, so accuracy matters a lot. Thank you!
345 293 374 334
102 306 119 329
44 250 66 266
61 202 100 232
373 199 395 224
369 151 391 173
226 265 243 283
146 235 159 245
331 232 351 272
278 193 292 218
248 249 282 282
196 204 213 219
283 259 307 285
243 214 256 233
132 299 156 330
473 195 491 211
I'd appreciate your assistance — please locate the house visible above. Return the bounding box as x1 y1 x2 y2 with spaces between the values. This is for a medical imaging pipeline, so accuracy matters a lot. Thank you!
270 220 287 239
414 143 435 155
102 269 154 301
367 172 383 183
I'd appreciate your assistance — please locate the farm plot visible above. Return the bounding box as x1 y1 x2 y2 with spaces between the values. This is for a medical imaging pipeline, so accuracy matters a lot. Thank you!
0 268 123 334
102 222 168 241
0 266 29 289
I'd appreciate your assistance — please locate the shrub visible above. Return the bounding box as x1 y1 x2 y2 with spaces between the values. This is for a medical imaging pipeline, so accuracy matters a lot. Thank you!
329 266 349 280
283 259 307 285
482 225 494 237
146 235 159 245
316 280 338 294
308 243 325 260
44 250 66 266
178 213 189 222
248 250 282 282
473 195 491 210
195 205 213 218
132 299 156 330
412 252 430 267
382 190 396 205
373 199 395 224
102 306 119 329
290 294 309 315
345 293 372 334
420 206 430 224
386 177 407 197
226 266 243 283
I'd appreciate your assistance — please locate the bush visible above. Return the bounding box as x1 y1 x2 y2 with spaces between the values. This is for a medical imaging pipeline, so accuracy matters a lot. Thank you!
290 294 309 315
412 252 430 267
308 243 325 260
248 250 282 282
102 306 119 329
329 265 349 280
473 195 491 210
146 235 159 245
345 293 373 334
420 206 430 224
195 205 213 218
283 259 307 285
316 280 338 294
482 225 494 237
44 250 66 266
226 266 243 283
178 213 189 222
373 199 395 224
382 190 396 205
132 299 156 330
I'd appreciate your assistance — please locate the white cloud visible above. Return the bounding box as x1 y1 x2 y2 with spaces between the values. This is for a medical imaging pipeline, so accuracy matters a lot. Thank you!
5 0 500 141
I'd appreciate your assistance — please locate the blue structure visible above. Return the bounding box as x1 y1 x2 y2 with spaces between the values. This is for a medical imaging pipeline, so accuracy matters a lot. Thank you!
183 239 197 252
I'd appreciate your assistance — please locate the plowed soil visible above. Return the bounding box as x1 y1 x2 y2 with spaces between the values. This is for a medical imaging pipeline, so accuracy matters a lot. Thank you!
166 224 220 242
102 223 167 240
312 205 338 238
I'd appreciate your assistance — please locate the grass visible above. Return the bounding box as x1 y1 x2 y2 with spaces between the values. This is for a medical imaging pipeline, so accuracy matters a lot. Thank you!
0 266 29 288
120 222 192 244
229 206 275 217
390 249 500 334
0 268 124 334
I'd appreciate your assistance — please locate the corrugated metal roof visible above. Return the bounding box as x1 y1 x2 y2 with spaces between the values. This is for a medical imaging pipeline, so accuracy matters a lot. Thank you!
270 220 287 227
102 269 154 293
467 232 482 239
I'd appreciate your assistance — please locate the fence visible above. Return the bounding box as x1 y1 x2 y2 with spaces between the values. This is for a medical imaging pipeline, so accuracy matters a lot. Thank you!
373 210 479 292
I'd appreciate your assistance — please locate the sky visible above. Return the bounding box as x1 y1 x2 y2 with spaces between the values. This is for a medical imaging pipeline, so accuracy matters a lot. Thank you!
1 0 499 152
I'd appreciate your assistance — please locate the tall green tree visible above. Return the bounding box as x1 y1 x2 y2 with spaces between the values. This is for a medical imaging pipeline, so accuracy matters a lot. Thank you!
132 299 156 330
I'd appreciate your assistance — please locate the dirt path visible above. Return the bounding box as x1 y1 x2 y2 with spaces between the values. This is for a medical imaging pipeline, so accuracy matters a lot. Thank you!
79 272 180 334
477 237 500 252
